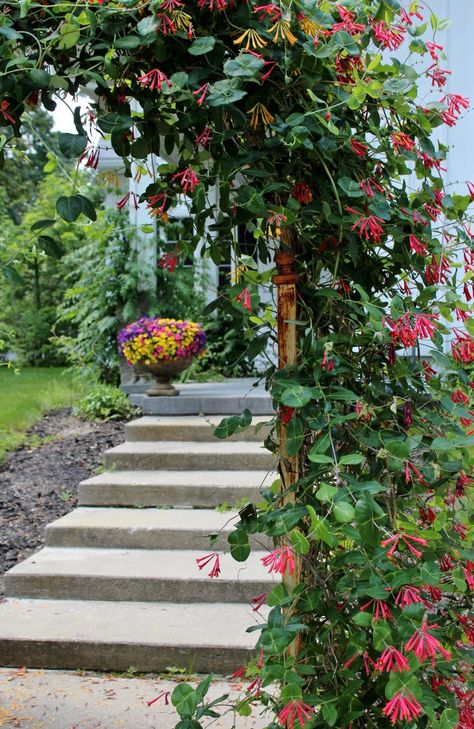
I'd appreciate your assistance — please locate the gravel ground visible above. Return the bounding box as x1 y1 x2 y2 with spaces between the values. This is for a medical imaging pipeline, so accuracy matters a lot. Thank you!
0 409 125 596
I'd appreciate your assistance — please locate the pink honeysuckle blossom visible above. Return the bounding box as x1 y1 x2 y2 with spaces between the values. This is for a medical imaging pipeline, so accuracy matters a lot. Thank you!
196 551 221 578
278 699 314 729
426 41 443 60
428 63 451 89
158 251 179 272
172 167 199 193
409 234 428 255
372 20 406 50
251 592 267 612
195 126 213 147
395 586 423 608
346 207 385 243
452 329 474 364
359 178 384 198
116 192 139 210
246 675 262 697
376 646 410 673
231 665 246 678
360 598 393 621
193 83 209 106
236 288 252 312
382 690 423 724
405 620 451 665
344 650 376 675
391 131 415 152
261 546 295 576
381 532 427 560
332 4 365 35
138 68 172 92
147 690 170 707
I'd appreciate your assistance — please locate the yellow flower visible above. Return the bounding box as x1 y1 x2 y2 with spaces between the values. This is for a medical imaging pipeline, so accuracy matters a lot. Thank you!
298 15 319 36
269 19 297 45
233 28 267 50
173 10 193 32
247 103 275 131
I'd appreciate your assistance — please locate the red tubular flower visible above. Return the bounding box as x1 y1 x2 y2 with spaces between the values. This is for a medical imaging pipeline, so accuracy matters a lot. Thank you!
332 4 365 35
197 0 228 10
452 329 474 364
196 551 221 578
236 287 252 312
419 506 436 525
391 131 415 152
452 389 470 405
321 351 335 372
426 41 443 60
403 402 412 427
278 700 314 729
422 359 436 380
424 584 442 602
172 167 199 193
409 234 428 255
381 533 427 560
464 561 474 590
466 181 474 201
195 127 213 147
360 598 393 622
350 138 368 157
440 554 455 572
193 83 209 106
138 68 172 92
360 178 384 198
246 676 262 697
395 586 423 608
261 546 295 576
291 182 313 205
231 665 246 678
280 406 295 424
251 592 267 612
254 3 281 21
405 621 451 665
372 20 406 50
428 63 452 89
425 255 451 285
116 192 139 210
1 99 16 125
158 251 179 272
147 690 170 707
335 54 364 83
376 646 410 673
346 207 385 243
456 472 473 497
383 690 423 725
147 193 169 219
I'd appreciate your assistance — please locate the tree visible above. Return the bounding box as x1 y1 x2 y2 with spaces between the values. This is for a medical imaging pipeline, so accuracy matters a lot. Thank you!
1 1 473 727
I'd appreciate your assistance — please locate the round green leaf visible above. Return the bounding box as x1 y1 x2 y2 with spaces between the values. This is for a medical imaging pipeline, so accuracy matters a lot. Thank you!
172 684 198 719
56 195 83 222
333 502 355 523
281 385 313 408
290 529 310 555
228 529 250 562
188 36 215 56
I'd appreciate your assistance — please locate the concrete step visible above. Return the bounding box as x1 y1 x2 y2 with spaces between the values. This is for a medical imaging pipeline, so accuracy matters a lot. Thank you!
5 547 274 604
125 415 272 442
79 470 276 508
0 599 262 673
104 441 275 472
45 507 270 551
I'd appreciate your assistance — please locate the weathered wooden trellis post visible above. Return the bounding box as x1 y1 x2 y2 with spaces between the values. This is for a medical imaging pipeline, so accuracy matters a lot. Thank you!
273 242 302 656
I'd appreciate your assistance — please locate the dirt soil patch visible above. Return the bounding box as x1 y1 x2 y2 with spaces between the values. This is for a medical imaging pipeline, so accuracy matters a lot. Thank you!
0 408 125 596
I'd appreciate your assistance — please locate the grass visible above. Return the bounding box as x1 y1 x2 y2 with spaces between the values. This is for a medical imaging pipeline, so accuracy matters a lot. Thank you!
0 366 87 461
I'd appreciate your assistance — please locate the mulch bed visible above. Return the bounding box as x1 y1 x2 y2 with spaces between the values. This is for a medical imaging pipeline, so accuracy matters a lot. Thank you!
0 408 125 596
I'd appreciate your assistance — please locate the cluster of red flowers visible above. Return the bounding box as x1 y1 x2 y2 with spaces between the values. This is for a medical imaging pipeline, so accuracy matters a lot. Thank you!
384 312 439 348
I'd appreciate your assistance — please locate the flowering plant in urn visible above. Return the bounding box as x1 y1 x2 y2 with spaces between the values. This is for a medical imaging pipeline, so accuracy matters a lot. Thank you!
118 318 206 396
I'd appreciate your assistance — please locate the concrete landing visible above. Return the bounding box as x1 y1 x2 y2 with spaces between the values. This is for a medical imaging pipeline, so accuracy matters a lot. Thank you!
130 378 274 415
0 668 269 729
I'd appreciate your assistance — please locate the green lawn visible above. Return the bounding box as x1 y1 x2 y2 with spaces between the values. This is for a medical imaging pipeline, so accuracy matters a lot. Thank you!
0 367 86 461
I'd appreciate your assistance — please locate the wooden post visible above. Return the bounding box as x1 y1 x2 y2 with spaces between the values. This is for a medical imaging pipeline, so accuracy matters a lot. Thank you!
272 244 301 655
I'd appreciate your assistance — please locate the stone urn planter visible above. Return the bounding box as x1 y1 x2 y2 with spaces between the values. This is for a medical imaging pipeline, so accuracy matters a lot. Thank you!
135 358 194 396
118 317 206 397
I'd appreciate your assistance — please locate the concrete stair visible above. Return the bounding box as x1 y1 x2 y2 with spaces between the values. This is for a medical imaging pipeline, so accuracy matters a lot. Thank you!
0 415 275 673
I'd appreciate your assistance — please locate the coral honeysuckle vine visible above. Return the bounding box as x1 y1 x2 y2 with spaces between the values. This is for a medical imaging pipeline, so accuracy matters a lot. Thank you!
1 0 474 726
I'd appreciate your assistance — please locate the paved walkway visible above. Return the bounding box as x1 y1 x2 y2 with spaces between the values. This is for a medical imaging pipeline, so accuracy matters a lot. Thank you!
0 669 269 728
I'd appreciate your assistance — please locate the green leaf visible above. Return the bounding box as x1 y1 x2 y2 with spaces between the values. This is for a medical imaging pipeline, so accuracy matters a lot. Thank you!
56 195 83 223
207 83 247 107
175 721 203 729
195 674 212 701
237 185 268 216
213 409 252 439
290 529 310 555
188 36 216 56
281 385 314 408
137 15 159 34
224 54 264 78
354 493 386 547
258 627 296 653
75 194 97 222
228 529 250 562
57 22 80 50
38 235 62 258
373 621 393 650
30 219 55 232
2 264 25 285
58 132 87 159
172 685 198 719
322 703 338 727
315 483 338 502
432 435 474 451
333 502 355 524
338 177 364 198
115 35 142 49
286 417 304 457
308 453 333 464
339 454 365 466
385 440 410 460
353 611 372 627
307 505 338 547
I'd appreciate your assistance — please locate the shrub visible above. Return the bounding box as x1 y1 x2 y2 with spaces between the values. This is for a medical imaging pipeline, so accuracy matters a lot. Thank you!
74 385 135 422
